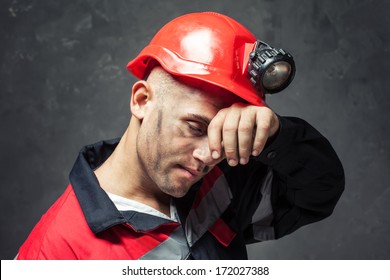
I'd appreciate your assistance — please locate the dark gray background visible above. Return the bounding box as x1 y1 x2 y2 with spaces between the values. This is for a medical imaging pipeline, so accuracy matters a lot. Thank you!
1 0 389 260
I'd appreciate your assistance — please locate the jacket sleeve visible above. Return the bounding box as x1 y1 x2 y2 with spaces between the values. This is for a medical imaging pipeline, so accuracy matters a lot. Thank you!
254 116 345 239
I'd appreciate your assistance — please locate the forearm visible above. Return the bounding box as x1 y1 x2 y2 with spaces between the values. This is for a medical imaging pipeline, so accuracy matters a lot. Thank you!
256 116 345 238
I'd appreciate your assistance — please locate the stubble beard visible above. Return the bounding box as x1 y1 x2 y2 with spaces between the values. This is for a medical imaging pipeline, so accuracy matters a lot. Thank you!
136 109 190 199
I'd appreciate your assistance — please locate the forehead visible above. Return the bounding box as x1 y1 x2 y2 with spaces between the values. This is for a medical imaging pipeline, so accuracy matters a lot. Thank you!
172 75 244 107
148 67 246 118
148 67 245 105
175 81 241 117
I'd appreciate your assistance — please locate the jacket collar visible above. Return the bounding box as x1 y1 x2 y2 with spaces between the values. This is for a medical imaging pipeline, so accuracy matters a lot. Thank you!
69 139 176 234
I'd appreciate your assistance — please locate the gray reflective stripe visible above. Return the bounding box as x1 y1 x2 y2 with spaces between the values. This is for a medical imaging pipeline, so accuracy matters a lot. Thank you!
251 167 276 241
185 175 232 246
139 226 190 260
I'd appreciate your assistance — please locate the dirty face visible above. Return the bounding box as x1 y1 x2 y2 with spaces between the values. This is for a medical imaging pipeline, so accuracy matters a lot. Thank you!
134 68 239 198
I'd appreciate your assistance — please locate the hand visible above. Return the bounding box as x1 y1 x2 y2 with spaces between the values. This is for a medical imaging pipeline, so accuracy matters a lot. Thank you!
208 103 280 166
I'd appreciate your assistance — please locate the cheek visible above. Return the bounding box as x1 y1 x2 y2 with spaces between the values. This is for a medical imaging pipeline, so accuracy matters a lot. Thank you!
142 112 196 157
168 125 197 151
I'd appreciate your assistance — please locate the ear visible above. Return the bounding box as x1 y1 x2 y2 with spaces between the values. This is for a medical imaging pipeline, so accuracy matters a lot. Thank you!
130 80 154 120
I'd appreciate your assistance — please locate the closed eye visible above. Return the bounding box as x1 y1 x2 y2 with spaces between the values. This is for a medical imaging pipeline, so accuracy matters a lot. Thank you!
187 122 206 136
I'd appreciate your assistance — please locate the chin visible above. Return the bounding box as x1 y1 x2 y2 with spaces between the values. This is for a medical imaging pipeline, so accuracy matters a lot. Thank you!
161 184 191 198
167 188 190 198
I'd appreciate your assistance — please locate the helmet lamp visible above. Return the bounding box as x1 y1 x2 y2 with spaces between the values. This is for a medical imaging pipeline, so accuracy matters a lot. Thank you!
248 40 295 94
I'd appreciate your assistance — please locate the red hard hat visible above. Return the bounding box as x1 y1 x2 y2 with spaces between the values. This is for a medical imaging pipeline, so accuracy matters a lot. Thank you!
126 12 265 106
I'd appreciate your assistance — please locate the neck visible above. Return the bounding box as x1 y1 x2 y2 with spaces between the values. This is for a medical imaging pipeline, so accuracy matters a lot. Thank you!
94 119 171 216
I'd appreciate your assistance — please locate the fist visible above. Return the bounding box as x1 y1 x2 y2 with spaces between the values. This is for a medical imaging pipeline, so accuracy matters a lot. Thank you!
208 103 279 166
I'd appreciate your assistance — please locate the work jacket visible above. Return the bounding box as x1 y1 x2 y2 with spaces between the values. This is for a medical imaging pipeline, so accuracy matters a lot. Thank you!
17 117 345 259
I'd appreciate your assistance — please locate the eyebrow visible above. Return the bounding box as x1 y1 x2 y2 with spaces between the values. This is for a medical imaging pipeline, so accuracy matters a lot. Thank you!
187 113 212 125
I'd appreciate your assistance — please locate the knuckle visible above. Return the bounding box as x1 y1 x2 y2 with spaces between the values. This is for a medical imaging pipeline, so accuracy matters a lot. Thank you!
224 146 236 153
239 147 250 155
238 124 253 134
224 147 237 157
207 122 218 134
223 125 237 134
257 120 271 132
216 108 229 117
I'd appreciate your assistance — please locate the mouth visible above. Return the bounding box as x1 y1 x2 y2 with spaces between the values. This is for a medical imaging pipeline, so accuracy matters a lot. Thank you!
177 165 202 179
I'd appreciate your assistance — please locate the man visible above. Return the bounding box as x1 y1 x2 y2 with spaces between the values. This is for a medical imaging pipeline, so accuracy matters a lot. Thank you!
17 12 344 259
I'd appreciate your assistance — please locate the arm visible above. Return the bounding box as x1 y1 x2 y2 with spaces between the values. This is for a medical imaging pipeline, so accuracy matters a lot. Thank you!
256 116 345 238
208 104 344 240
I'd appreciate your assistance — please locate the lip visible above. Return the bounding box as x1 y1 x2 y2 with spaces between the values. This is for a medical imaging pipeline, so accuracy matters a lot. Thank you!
178 165 202 178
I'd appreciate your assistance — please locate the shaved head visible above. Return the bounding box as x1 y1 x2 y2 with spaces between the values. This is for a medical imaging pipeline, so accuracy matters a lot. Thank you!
146 66 245 107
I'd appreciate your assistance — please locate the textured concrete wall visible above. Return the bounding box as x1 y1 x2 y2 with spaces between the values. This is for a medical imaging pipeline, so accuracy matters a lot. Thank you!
1 0 389 259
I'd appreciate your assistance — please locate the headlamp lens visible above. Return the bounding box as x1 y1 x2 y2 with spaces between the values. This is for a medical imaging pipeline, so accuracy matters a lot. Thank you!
248 40 295 94
263 61 292 91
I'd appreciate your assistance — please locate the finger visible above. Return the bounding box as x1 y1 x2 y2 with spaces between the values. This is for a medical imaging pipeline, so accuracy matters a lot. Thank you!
252 111 273 156
207 109 227 160
237 108 256 164
222 108 241 166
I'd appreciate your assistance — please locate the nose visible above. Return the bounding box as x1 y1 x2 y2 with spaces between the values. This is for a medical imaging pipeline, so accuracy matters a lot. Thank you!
193 138 221 168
